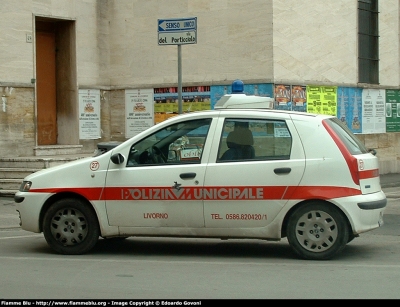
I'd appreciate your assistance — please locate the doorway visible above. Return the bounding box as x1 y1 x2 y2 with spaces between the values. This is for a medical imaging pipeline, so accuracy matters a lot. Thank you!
35 18 78 146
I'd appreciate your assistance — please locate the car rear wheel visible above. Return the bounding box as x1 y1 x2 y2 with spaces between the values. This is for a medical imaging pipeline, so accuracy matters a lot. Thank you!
287 202 349 260
43 198 100 255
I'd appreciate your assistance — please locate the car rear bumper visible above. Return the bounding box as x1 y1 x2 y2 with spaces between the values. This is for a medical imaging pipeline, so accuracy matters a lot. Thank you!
357 198 387 210
335 190 386 234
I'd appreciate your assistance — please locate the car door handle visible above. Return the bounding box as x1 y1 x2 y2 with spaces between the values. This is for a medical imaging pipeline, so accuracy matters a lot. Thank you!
274 167 291 175
180 172 196 179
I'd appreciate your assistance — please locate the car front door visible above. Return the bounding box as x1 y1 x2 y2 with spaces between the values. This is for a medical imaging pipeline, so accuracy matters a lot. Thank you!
104 118 213 228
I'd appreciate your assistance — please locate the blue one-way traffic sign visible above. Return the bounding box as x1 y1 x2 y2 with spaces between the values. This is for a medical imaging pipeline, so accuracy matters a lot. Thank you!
158 17 197 45
158 17 197 32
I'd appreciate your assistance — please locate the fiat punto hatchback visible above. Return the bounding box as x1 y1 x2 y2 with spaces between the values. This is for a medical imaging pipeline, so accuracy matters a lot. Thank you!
14 94 386 260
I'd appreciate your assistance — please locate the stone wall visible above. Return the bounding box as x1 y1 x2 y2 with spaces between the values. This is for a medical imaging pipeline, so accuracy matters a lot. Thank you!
0 87 35 157
1 85 399 174
0 0 399 174
358 133 400 174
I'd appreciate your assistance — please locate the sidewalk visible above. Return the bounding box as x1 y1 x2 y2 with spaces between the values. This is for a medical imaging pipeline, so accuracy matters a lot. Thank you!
1 173 399 229
379 172 400 189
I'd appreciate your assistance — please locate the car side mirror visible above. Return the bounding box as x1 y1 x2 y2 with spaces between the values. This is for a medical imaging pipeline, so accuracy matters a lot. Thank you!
168 150 178 162
111 153 125 164
368 148 377 156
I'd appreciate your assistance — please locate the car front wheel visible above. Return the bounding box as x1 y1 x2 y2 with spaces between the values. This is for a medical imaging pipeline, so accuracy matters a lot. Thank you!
287 202 349 260
43 198 100 255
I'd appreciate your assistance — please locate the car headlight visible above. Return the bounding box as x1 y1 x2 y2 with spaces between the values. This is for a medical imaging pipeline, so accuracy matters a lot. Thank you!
19 181 32 192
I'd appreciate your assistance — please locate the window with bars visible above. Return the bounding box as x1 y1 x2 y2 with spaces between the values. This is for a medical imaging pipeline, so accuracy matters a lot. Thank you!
358 0 379 84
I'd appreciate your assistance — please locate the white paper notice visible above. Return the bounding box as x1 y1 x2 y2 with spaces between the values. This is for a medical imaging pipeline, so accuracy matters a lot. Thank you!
362 89 386 134
125 89 155 138
79 89 101 139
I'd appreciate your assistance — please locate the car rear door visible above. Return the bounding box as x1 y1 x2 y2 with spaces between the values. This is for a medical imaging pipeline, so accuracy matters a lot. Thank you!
203 113 306 229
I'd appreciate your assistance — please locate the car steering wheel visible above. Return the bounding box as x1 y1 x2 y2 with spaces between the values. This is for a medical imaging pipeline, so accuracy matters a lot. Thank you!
151 145 167 163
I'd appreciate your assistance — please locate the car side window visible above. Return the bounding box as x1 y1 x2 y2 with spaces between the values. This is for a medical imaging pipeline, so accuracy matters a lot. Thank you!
217 118 292 162
127 118 212 166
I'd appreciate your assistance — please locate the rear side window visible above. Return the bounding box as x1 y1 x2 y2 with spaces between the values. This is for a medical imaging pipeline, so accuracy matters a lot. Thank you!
217 118 292 162
324 117 368 155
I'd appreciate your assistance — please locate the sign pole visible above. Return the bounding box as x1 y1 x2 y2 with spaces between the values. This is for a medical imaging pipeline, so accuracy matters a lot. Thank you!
178 45 182 114
158 17 197 115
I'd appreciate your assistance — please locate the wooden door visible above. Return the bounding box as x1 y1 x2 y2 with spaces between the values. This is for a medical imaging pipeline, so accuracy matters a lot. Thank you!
36 31 57 145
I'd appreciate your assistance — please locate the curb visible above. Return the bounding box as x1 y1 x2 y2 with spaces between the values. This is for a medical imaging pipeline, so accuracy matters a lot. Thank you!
381 182 400 189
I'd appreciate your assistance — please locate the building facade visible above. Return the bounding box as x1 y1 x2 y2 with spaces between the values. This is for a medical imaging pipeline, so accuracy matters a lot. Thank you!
0 0 399 173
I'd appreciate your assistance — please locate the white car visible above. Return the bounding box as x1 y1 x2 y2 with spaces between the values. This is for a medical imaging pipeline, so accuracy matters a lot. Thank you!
14 94 386 260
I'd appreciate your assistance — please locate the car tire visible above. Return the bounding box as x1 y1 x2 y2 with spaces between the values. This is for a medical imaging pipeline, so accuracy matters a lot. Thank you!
43 198 100 255
287 202 349 260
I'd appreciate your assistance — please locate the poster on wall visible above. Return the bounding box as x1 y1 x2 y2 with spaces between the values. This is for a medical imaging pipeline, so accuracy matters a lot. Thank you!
291 85 307 112
274 84 291 110
274 84 307 112
361 89 386 134
306 86 337 116
125 89 154 138
154 86 210 105
337 87 362 133
385 89 400 132
153 86 211 124
78 89 101 139
210 83 273 109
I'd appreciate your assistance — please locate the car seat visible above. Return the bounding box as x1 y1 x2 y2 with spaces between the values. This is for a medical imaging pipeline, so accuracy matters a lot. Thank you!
220 128 255 160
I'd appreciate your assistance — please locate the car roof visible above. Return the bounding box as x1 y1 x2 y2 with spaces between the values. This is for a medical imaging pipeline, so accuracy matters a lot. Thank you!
168 108 330 123
216 107 321 117
214 94 274 109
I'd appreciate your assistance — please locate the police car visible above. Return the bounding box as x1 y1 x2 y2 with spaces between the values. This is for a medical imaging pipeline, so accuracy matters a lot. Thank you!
14 92 386 260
